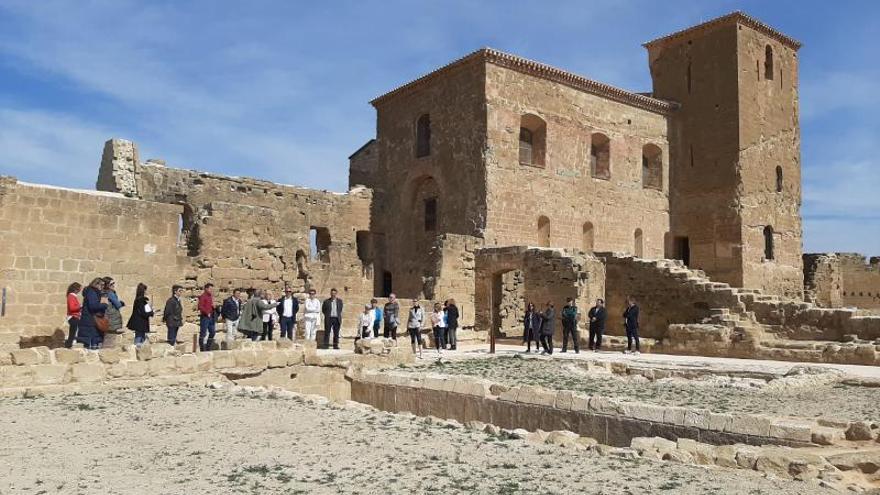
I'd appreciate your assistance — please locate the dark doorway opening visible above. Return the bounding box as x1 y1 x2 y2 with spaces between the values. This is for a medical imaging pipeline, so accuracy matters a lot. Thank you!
674 236 691 267
382 271 393 297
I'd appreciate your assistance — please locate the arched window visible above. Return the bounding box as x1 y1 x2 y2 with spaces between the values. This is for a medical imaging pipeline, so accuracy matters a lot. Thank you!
641 143 663 190
775 166 783 193
634 228 644 258
582 222 594 253
590 133 610 179
764 45 774 81
763 226 774 260
686 61 692 94
537 216 550 247
416 114 431 157
519 114 546 167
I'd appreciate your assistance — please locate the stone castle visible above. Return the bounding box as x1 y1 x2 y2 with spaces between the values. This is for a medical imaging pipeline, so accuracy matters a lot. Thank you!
1 11 878 355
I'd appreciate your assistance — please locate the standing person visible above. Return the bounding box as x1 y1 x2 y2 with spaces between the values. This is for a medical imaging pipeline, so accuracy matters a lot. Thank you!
623 296 641 355
64 282 82 348
357 304 374 341
126 283 154 347
162 285 184 346
102 277 125 348
522 302 540 353
321 288 343 350
371 299 383 339
430 302 446 356
222 288 243 347
407 299 425 359
539 302 555 356
587 298 607 352
383 293 400 341
239 289 278 342
302 289 321 342
261 290 277 341
78 278 108 350
197 283 216 351
278 287 299 341
560 297 580 354
445 299 460 350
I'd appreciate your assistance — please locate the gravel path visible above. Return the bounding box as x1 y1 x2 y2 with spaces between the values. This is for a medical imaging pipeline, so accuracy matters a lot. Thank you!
411 355 880 421
0 386 838 494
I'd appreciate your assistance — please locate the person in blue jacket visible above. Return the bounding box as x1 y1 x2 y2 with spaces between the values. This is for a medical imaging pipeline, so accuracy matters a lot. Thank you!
78 277 108 350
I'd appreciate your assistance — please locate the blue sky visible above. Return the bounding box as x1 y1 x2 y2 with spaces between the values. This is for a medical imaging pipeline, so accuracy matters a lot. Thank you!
0 0 877 254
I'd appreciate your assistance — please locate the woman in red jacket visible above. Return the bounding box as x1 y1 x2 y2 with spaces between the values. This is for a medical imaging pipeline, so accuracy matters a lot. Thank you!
65 282 83 348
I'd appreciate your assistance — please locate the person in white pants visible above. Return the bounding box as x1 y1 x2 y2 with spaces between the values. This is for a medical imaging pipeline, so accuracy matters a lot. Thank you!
303 289 321 341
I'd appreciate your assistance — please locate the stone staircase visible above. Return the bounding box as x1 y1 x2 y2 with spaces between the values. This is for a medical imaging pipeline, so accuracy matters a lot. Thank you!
597 253 880 345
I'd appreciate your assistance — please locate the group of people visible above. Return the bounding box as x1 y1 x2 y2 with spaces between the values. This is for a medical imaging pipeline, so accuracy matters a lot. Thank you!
521 296 640 356
65 280 462 354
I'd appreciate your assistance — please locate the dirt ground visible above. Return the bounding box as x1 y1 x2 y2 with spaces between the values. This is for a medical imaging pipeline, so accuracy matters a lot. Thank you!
408 355 880 421
0 386 839 495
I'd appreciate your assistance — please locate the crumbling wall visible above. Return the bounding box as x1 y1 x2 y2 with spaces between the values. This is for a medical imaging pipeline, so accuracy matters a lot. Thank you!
0 177 187 347
475 247 605 341
804 253 880 311
96 140 376 337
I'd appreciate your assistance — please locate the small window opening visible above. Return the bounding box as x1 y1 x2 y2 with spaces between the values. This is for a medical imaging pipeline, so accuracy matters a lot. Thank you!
424 197 437 231
686 61 692 94
416 114 431 158
582 222 594 253
641 143 663 190
537 216 550 247
519 114 546 167
634 228 644 258
775 166 783 193
763 226 774 261
764 45 774 81
590 133 611 179
309 227 331 263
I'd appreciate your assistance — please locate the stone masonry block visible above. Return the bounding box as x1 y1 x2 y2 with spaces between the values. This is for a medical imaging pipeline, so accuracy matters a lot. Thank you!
683 409 711 430
589 395 624 415
11 347 49 366
708 412 733 432
623 402 665 423
725 414 773 437
554 390 575 410
31 365 69 385
212 351 236 369
768 419 813 443
54 348 86 365
71 363 105 383
516 385 557 407
176 355 198 374
267 350 288 368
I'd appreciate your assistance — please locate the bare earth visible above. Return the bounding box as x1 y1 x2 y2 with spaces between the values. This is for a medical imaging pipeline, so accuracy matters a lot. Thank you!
410 355 880 421
0 386 838 494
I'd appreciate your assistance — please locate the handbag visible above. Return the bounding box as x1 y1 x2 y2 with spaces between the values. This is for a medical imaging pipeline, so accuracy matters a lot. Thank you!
95 314 110 334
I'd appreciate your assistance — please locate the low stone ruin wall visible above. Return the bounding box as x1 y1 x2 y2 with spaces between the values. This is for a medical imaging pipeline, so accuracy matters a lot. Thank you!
350 371 837 448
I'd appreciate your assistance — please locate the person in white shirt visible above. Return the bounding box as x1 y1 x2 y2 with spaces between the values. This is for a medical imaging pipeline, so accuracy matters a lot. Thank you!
407 299 425 359
303 289 321 342
279 287 299 341
358 304 374 341
430 302 446 356
261 290 278 341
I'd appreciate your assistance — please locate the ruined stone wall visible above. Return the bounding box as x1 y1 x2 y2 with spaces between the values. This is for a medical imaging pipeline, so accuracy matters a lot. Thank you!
348 139 378 190
483 63 670 258
0 177 186 346
736 25 803 299
371 59 488 303
97 140 376 337
475 247 605 341
422 234 481 329
805 253 880 310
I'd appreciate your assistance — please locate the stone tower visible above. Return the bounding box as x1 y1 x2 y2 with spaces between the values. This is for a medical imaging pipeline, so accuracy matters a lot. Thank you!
96 138 140 197
646 12 803 298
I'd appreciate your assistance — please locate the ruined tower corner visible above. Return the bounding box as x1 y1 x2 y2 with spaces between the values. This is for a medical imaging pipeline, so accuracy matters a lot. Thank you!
96 138 140 197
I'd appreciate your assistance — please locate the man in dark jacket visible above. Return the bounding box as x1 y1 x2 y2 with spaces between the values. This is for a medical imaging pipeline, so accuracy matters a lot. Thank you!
321 288 343 349
221 288 242 347
623 296 640 355
540 302 555 355
560 297 579 353
587 298 607 351
279 287 300 341
445 299 460 350
163 285 184 346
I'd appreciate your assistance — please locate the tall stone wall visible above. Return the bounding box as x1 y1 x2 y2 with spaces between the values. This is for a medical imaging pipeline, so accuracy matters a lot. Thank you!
0 177 186 346
483 63 671 259
98 141 377 336
804 253 880 310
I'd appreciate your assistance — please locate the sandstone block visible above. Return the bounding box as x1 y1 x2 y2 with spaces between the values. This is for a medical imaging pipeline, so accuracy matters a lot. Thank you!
11 347 49 366
267 351 288 368
212 351 236 369
285 349 305 366
844 421 874 441
589 395 623 415
124 360 148 378
137 343 171 361
713 445 739 468
768 419 813 443
811 427 842 446
683 409 710 429
54 348 86 364
662 407 688 426
554 390 574 410
516 386 556 407
148 357 177 376
631 436 676 456
31 365 69 385
725 414 772 437
176 355 198 374
71 363 104 383
676 438 714 465
545 430 579 448
524 430 549 445
497 387 519 402
233 350 257 367
735 446 760 469
662 450 695 464
195 352 213 371
708 412 732 431
98 347 134 365
624 402 665 423
570 394 591 412
826 451 880 473
465 420 486 432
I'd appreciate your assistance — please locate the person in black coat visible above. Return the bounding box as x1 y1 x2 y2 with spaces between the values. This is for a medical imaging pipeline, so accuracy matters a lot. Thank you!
163 285 184 345
77 277 108 350
445 299 460 350
321 288 343 350
623 296 640 354
587 298 607 351
522 302 541 353
127 283 154 347
539 302 555 355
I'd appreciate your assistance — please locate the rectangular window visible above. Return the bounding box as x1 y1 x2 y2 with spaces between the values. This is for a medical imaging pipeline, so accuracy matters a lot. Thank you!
424 198 437 231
